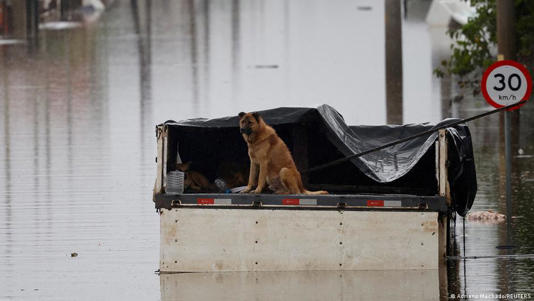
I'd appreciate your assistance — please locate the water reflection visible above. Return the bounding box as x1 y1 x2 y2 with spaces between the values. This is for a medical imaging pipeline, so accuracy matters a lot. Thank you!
161 270 440 301
149 0 390 123
131 0 153 166
0 3 159 298
1 47 13 276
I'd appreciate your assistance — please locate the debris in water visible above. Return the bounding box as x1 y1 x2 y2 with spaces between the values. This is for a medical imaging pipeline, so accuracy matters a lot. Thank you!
253 65 279 69
467 210 506 223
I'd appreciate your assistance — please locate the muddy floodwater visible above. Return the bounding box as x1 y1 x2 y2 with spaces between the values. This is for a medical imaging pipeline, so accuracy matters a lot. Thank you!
1 0 534 300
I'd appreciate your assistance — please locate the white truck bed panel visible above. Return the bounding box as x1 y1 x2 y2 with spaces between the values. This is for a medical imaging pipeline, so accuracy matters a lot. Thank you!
160 208 438 272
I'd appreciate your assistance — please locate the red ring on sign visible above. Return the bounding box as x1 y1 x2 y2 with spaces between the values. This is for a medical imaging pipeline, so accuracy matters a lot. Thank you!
481 60 532 111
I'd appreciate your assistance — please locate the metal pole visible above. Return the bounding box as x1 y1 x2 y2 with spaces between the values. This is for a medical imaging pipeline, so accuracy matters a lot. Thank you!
504 110 513 245
497 0 515 247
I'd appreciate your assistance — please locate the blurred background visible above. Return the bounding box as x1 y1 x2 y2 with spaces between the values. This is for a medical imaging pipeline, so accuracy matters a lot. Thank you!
0 0 533 300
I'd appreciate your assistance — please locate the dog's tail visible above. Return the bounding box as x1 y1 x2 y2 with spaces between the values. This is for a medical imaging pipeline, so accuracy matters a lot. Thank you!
303 189 329 195
294 169 328 195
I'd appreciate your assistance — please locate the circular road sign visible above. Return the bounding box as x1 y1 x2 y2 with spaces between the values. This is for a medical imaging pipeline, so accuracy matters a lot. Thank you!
481 60 532 110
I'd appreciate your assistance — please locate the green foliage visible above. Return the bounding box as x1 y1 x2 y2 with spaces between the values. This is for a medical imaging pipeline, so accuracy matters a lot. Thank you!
516 0 534 66
434 0 534 95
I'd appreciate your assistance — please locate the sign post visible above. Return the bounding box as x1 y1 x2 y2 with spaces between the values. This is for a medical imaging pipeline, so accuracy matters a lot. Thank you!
481 60 532 247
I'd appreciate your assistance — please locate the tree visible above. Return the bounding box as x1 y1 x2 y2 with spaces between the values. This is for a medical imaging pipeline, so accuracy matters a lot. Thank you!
434 0 534 96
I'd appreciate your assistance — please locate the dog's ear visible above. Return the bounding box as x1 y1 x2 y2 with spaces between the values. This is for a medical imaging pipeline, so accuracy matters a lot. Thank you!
176 161 191 172
252 112 261 122
238 112 245 118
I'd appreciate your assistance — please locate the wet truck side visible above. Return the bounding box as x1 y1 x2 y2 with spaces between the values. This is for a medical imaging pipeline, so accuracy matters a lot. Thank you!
153 106 476 273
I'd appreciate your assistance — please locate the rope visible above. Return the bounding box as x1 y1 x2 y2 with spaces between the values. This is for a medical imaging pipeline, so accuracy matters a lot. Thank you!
448 254 534 260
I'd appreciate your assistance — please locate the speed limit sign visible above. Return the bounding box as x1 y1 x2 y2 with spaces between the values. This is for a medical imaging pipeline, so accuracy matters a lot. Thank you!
481 60 532 110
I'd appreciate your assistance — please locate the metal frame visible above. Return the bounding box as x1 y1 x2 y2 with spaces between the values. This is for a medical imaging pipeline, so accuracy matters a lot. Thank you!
154 124 166 195
153 124 449 213
154 192 448 212
437 129 451 297
153 125 452 213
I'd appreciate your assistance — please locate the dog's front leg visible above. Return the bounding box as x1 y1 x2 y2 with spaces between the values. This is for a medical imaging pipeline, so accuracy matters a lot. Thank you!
253 162 267 194
241 162 258 193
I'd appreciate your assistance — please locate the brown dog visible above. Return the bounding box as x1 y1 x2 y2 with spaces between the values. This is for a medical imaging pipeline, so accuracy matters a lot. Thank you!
176 161 217 192
238 112 328 195
216 161 248 188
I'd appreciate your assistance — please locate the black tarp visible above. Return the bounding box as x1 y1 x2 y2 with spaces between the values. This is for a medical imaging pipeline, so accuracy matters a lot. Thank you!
163 105 477 216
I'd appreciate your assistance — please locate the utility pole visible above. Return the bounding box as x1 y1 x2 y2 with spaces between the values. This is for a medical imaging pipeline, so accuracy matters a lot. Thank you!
385 0 403 124
497 0 516 60
496 0 515 247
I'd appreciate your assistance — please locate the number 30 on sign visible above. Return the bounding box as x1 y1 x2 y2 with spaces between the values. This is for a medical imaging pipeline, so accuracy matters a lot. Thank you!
481 60 532 110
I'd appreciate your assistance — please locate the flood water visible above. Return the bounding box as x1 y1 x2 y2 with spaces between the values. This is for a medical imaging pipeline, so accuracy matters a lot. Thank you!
1 0 533 300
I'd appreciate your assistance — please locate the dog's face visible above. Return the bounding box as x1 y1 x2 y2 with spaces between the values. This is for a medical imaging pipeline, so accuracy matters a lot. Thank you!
238 112 261 135
176 161 191 172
